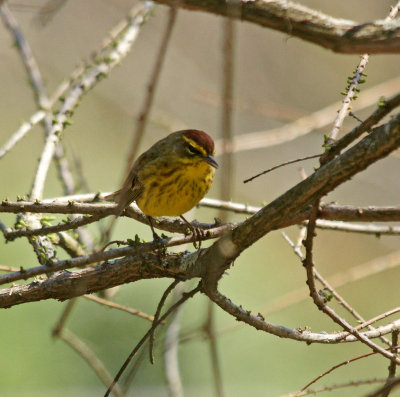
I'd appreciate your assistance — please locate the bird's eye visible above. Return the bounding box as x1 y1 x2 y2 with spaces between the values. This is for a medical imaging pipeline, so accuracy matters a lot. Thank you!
187 144 202 156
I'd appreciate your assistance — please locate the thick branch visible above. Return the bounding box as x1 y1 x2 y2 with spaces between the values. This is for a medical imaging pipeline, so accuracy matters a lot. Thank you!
153 0 400 54
2 256 400 347
201 112 400 291
0 251 200 308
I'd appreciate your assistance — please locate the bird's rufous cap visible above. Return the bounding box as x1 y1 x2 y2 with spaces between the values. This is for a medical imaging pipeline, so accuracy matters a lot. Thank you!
183 129 215 155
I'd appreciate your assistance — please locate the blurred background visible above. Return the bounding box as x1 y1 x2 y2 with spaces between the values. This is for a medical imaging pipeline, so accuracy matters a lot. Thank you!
1 0 400 396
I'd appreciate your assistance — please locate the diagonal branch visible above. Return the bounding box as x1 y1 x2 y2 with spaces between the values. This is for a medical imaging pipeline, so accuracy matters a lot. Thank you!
201 112 400 291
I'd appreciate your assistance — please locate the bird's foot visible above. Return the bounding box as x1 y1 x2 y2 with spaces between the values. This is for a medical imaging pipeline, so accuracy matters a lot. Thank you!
191 226 205 250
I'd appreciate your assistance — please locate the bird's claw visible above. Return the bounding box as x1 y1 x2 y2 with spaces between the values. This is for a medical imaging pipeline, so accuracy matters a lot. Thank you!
188 225 204 250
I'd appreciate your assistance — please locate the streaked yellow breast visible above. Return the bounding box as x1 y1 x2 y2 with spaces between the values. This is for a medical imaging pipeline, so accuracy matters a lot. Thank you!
136 160 215 217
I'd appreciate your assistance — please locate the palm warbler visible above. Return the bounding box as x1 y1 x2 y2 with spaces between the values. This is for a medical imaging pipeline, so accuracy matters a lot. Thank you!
107 129 218 242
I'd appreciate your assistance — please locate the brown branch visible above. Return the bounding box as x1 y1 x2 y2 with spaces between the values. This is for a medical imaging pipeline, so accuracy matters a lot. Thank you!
82 294 156 323
164 283 187 397
201 112 400 294
58 328 124 397
382 331 400 397
149 279 180 364
366 378 400 397
2 250 400 346
302 202 398 362
105 283 202 397
153 0 400 54
326 92 400 159
0 265 19 272
283 230 391 346
204 289 400 344
243 154 321 183
282 378 387 397
0 199 233 236
0 251 198 308
4 199 400 239
52 299 77 336
3 213 105 240
0 223 231 288
297 350 381 395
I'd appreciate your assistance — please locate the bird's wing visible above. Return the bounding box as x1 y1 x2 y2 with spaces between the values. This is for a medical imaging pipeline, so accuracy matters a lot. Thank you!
105 175 144 216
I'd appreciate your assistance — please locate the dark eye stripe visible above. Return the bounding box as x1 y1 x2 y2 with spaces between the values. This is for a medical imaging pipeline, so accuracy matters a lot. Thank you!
187 144 202 156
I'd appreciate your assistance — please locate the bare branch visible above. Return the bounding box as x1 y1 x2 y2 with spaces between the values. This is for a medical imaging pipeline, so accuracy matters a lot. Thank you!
149 280 180 364
0 110 46 159
152 0 400 54
327 54 369 143
297 350 379 395
164 283 187 397
58 328 124 397
0 226 231 287
82 294 156 323
105 283 202 397
204 289 400 344
366 378 400 397
202 112 400 293
282 378 387 397
382 331 400 397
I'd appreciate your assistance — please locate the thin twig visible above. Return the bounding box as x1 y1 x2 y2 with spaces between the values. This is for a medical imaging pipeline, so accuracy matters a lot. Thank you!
382 331 400 397
0 265 20 272
329 55 369 143
366 378 400 397
3 213 105 240
280 378 387 397
104 283 201 397
164 283 187 397
354 308 400 332
283 231 391 346
59 328 124 397
52 299 77 337
83 294 156 323
149 279 180 364
296 350 380 395
204 300 224 397
0 110 46 159
302 202 400 363
243 154 321 184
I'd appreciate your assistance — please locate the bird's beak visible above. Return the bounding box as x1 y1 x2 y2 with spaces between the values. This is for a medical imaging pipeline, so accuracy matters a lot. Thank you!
204 155 219 169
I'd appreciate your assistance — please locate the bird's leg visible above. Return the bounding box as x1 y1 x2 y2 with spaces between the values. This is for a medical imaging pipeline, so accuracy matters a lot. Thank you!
180 215 204 249
147 216 162 243
147 216 167 260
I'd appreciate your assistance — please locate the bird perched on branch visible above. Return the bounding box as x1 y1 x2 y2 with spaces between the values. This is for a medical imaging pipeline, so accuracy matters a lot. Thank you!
106 129 218 244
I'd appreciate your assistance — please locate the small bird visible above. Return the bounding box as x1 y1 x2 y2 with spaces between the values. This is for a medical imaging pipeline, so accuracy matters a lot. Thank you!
107 129 218 243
